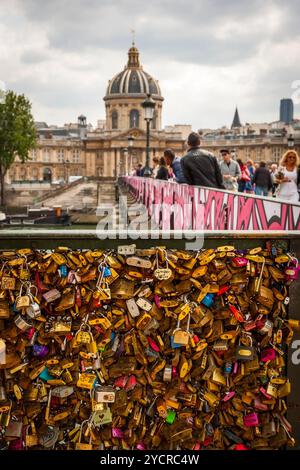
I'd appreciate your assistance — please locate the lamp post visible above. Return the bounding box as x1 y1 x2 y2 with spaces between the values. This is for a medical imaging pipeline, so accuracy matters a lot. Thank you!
128 135 134 175
141 93 155 177
122 148 128 175
287 134 295 148
62 158 70 183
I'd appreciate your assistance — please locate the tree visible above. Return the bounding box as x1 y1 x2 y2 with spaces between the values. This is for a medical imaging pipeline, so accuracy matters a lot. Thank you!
0 90 36 206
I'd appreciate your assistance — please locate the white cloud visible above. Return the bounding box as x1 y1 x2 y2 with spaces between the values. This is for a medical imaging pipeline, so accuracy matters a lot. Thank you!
0 0 299 129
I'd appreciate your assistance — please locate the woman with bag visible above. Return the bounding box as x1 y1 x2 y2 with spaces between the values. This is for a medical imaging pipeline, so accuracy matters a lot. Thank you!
245 159 255 193
237 158 250 193
275 150 300 203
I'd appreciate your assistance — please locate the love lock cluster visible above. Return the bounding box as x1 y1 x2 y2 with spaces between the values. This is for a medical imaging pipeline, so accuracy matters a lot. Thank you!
0 242 299 450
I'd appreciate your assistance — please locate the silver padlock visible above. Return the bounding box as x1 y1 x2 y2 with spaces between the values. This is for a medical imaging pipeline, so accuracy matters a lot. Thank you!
26 301 41 319
136 297 152 312
163 365 172 382
94 385 115 403
117 245 136 255
14 314 32 332
126 298 140 318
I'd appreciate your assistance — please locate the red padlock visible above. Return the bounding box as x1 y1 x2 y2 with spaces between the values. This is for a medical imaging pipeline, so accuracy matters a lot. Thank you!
284 257 299 281
243 412 259 427
229 304 245 323
232 257 248 267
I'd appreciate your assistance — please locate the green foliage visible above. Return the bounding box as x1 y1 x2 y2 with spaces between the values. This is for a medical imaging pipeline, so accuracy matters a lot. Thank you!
0 90 37 204
0 90 36 170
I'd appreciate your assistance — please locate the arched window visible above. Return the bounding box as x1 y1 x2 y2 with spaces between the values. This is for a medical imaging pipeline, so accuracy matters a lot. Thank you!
43 167 52 183
130 109 139 128
112 110 118 129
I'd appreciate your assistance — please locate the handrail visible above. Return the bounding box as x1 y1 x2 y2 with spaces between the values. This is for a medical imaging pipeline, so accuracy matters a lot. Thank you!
119 176 300 231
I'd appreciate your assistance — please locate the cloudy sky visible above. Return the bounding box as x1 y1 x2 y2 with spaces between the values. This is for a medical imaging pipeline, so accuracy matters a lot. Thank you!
1 0 299 129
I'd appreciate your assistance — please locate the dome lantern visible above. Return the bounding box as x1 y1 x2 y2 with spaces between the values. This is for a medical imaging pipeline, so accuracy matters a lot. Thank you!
127 44 140 68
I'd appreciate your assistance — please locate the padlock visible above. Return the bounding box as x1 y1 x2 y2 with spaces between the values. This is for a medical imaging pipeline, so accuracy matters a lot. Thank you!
14 314 32 332
75 324 92 345
93 385 115 403
25 422 39 448
126 298 140 318
0 300 10 319
136 297 152 312
172 313 191 346
284 257 299 281
15 287 31 310
43 289 61 303
75 420 93 450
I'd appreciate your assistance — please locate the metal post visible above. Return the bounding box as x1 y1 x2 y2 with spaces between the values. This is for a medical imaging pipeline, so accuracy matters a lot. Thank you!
144 119 151 176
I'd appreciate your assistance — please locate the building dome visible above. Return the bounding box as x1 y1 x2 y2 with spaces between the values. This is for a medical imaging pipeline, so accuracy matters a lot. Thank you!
105 44 163 100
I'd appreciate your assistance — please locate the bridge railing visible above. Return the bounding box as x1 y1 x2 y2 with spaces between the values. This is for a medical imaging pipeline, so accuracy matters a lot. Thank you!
119 176 300 231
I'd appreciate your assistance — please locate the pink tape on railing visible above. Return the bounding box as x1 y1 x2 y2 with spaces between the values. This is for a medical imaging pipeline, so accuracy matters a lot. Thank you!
121 177 300 231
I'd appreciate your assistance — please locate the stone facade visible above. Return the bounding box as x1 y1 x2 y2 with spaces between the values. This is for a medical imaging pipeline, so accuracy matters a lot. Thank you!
6 45 300 187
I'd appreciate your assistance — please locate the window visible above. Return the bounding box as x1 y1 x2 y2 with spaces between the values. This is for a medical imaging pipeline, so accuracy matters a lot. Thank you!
57 148 64 163
272 147 282 161
32 167 39 180
72 148 80 163
245 148 251 159
256 148 262 159
31 149 37 161
43 148 50 162
112 110 118 129
130 109 139 128
20 166 26 178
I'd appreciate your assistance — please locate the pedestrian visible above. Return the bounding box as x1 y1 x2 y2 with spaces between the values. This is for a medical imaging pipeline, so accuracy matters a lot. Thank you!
270 163 278 197
253 161 272 197
151 157 160 178
274 150 300 203
219 149 241 191
163 149 186 183
245 159 255 193
135 163 143 177
180 132 225 188
237 158 250 193
156 156 169 181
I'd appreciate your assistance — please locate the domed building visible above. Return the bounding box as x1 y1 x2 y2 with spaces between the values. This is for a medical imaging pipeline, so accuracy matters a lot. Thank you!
104 44 164 132
6 43 192 192
83 43 191 177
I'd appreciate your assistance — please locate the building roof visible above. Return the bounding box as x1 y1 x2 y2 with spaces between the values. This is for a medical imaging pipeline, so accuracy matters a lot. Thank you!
104 44 162 99
231 107 242 128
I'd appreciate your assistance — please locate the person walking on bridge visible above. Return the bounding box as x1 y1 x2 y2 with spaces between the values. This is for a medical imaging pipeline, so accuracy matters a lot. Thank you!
164 149 186 183
275 150 300 203
180 132 225 189
219 149 241 191
253 161 272 197
155 157 169 181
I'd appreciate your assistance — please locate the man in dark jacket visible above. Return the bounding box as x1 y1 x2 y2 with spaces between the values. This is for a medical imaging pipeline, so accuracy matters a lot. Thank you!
253 161 272 196
180 132 225 189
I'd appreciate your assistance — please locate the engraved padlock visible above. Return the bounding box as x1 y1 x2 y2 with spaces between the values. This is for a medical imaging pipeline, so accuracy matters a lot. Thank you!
284 256 299 281
15 284 31 310
172 313 191 346
126 298 140 318
94 385 115 404
14 314 33 332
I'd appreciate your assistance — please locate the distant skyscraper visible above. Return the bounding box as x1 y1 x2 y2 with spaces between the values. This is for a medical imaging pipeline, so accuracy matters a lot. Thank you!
280 98 294 124
231 107 242 129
